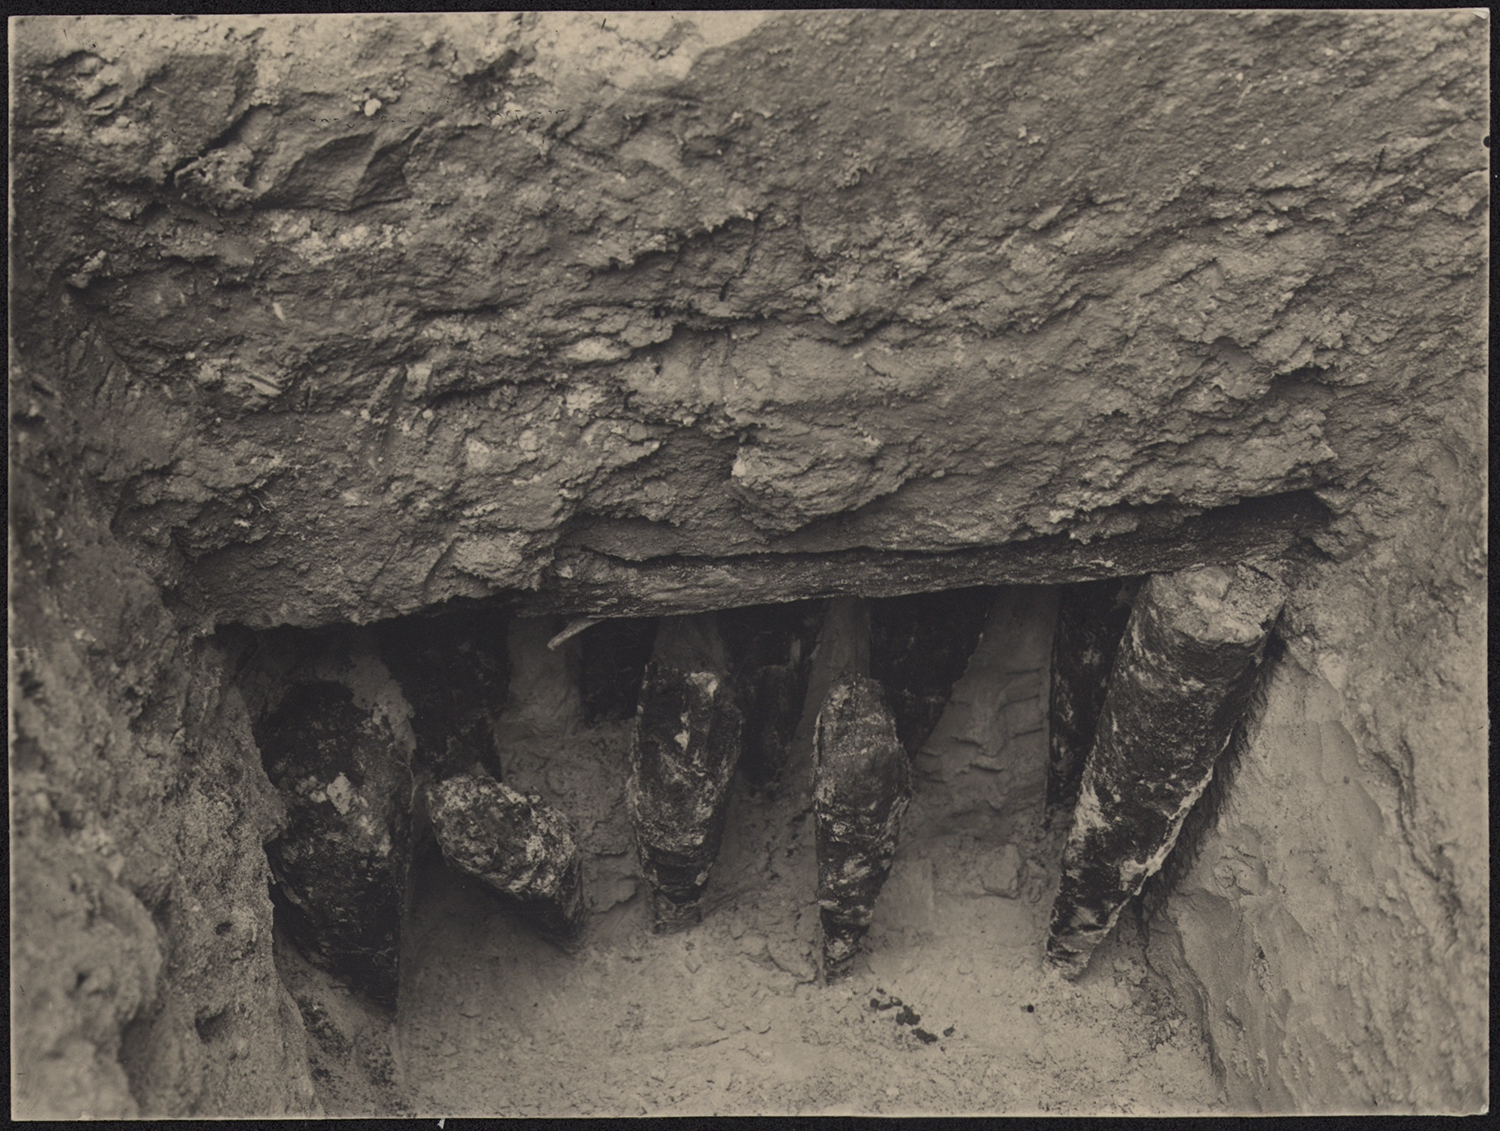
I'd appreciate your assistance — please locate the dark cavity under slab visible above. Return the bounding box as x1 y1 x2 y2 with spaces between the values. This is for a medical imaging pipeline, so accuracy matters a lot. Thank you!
869 586 995 758
229 562 1293 1015
373 603 510 780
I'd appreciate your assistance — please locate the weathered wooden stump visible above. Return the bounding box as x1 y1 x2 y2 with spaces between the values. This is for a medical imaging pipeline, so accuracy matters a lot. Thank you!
814 673 912 978
1044 578 1138 827
424 773 586 939
255 681 413 1010
626 612 744 932
870 587 994 757
719 600 822 787
808 596 913 977
1045 564 1286 978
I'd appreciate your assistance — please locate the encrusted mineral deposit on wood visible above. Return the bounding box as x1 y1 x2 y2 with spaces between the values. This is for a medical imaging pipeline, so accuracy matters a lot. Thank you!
720 600 822 786
425 773 585 940
870 587 994 757
814 674 912 977
626 613 745 931
255 681 414 1010
1044 578 1139 826
1045 564 1287 978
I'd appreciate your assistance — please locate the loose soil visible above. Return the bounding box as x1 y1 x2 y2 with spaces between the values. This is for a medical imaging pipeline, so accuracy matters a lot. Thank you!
394 592 1226 1116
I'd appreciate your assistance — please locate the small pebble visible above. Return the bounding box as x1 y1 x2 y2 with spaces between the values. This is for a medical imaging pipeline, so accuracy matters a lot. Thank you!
885 1086 900 1098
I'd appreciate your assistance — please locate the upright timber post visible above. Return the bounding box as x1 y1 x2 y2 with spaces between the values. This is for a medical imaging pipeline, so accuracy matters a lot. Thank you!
626 612 743 932
1044 578 1138 828
812 597 912 978
1045 564 1286 979
719 600 822 788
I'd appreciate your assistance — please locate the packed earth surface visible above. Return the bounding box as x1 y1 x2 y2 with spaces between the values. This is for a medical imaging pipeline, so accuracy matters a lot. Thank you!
10 10 1486 1119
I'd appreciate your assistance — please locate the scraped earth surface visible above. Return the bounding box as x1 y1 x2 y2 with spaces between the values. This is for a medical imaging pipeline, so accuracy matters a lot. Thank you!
396 594 1225 1116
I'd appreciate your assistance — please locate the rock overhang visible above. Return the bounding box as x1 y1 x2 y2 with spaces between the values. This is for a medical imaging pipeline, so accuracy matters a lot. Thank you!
10 10 1485 629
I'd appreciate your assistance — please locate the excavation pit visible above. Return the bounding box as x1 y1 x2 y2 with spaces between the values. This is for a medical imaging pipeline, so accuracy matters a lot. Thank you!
10 10 1484 1120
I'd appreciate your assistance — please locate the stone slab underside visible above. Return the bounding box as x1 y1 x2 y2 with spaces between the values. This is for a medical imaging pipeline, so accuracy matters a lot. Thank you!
9 10 1485 627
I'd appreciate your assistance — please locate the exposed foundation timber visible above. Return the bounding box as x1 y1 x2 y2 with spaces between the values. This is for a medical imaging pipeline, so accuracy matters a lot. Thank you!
719 600 822 787
1044 563 1288 979
254 681 414 1011
870 587 994 757
576 616 657 725
816 595 873 680
424 774 586 940
373 605 511 780
814 672 912 979
1044 578 1139 827
626 612 745 932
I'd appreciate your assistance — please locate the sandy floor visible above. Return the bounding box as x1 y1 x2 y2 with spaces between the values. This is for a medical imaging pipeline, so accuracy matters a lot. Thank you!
393 590 1226 1117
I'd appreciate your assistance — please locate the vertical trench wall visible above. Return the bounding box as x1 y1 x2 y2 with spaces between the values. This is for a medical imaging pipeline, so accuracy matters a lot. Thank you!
9 10 1487 1117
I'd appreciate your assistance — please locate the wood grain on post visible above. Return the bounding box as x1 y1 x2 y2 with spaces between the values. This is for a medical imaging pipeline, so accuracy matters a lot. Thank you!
719 600 821 787
626 612 743 932
811 596 912 977
814 674 911 977
1045 564 1286 978
1045 578 1138 827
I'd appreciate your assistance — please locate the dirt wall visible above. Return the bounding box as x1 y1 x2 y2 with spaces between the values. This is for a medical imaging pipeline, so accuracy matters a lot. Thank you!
10 314 319 1117
9 10 1487 1116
